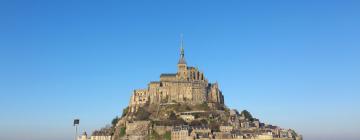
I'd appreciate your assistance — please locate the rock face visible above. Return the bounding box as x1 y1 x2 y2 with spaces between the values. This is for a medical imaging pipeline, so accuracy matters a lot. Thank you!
125 121 151 139
108 45 302 140
128 47 224 113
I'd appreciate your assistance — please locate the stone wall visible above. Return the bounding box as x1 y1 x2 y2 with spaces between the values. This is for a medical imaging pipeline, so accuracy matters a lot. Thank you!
125 121 150 136
153 125 172 135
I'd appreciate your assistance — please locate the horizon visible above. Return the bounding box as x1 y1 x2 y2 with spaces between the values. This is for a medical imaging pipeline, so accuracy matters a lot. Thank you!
0 0 360 140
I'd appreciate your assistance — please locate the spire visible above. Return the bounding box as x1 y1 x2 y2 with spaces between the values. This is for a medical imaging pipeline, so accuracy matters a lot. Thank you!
180 34 184 58
178 34 186 64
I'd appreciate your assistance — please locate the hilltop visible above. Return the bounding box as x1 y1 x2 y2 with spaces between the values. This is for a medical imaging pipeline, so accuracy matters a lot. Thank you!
89 46 302 140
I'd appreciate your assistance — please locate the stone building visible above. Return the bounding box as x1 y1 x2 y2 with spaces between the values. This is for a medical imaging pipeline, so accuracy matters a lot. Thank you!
78 132 88 140
220 125 234 132
90 126 113 140
90 135 111 140
179 114 195 122
129 44 224 113
171 125 193 140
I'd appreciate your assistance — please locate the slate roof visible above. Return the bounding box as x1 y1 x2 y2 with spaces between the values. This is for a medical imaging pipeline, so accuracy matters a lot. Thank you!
160 73 177 77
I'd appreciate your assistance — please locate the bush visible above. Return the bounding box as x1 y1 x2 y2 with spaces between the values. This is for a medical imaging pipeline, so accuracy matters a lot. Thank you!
121 107 129 117
190 119 208 126
168 112 177 120
240 110 253 120
119 127 126 137
193 102 209 110
164 131 171 140
112 116 119 127
150 131 161 140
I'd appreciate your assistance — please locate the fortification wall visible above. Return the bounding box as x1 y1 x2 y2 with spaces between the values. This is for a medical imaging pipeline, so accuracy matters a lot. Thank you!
153 125 172 135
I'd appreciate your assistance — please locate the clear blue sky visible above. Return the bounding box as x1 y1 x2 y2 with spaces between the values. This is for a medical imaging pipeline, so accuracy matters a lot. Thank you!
0 0 359 140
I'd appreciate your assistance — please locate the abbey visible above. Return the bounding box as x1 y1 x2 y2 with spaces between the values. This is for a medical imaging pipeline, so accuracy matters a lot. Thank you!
90 39 302 140
129 46 224 113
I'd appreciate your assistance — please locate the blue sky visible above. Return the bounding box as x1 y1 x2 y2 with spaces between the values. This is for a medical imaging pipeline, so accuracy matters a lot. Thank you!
0 0 359 140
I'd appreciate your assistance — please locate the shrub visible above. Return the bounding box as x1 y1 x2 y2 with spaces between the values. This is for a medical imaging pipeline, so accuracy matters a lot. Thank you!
168 112 177 120
149 131 161 140
111 116 119 127
119 127 126 137
240 110 253 120
121 107 129 117
164 131 171 140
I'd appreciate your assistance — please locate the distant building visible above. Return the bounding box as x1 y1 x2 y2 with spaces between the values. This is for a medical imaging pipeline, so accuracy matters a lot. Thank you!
213 131 232 139
90 126 113 140
90 135 111 140
77 132 88 140
179 114 195 122
257 132 274 139
220 125 233 132
171 125 192 140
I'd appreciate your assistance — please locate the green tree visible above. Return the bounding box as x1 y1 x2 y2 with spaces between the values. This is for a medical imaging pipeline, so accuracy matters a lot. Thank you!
121 107 129 117
240 110 253 119
112 116 119 127
149 131 161 140
119 127 126 137
168 112 177 120
164 131 171 140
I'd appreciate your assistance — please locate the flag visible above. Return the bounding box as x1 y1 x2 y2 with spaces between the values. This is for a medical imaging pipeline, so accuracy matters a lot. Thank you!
73 119 79 126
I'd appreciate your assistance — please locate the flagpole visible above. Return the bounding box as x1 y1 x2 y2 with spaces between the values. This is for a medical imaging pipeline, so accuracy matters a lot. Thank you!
74 119 80 140
75 124 78 140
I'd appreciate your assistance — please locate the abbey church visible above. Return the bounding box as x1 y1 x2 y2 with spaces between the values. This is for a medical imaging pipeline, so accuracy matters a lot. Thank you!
129 44 224 113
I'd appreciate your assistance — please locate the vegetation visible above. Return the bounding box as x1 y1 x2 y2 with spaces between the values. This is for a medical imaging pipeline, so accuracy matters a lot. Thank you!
218 105 226 110
149 131 161 140
168 112 177 120
170 103 191 112
190 119 208 126
119 127 126 137
193 102 209 110
111 116 119 127
224 107 230 113
163 131 171 140
241 110 253 119
149 131 171 140
134 107 151 120
121 107 129 117
153 119 186 126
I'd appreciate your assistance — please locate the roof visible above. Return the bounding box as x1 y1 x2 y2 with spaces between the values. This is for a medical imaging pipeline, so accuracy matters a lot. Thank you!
178 57 187 64
172 125 191 131
192 125 210 130
160 73 177 77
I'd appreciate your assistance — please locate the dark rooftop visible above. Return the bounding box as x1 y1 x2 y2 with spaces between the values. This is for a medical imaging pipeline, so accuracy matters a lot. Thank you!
160 73 177 77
